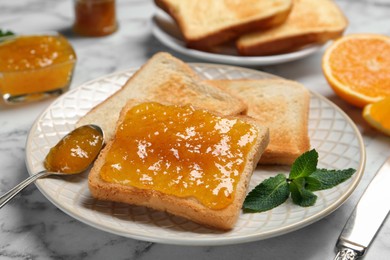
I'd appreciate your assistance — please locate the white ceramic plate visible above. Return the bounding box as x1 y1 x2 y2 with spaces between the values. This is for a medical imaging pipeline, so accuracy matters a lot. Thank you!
151 11 323 66
25 63 365 246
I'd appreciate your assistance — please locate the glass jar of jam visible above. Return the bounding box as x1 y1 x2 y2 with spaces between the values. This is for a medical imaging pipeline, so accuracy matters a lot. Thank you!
73 0 118 37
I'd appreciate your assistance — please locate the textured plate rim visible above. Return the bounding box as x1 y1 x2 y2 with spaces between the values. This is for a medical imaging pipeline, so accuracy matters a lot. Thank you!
151 14 323 66
25 63 366 246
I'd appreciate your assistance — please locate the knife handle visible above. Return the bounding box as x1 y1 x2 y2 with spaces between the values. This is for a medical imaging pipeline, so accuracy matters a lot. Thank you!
334 248 359 260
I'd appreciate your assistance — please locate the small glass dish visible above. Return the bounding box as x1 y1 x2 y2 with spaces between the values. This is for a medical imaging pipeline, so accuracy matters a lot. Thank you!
0 32 77 103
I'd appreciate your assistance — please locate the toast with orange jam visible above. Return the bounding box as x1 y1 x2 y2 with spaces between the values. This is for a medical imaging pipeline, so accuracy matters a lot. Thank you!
88 100 270 230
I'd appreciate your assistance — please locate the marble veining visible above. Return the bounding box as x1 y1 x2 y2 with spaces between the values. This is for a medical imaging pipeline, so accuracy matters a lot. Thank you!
0 0 389 259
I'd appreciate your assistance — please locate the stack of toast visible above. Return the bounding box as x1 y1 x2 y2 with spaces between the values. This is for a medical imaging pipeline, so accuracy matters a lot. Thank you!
155 0 348 55
79 52 311 229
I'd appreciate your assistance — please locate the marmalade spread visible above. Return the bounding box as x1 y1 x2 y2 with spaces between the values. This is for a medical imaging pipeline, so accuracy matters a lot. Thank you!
100 102 259 209
44 125 104 174
73 0 117 37
0 34 76 100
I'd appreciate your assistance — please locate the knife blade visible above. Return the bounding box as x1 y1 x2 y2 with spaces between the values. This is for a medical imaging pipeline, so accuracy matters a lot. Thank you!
334 157 390 260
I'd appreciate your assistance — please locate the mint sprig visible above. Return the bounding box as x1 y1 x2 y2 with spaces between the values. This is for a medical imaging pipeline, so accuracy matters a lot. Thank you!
243 149 356 212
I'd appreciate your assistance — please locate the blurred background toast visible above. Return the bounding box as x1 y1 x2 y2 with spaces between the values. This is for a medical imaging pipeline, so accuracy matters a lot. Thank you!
155 0 293 49
237 0 348 56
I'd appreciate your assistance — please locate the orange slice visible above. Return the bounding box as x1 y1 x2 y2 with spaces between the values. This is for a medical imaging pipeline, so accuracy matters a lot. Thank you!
363 97 390 136
322 34 390 107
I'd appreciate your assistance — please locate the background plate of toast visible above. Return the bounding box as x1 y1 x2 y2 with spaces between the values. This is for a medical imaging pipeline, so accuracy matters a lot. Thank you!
25 63 365 245
152 11 323 66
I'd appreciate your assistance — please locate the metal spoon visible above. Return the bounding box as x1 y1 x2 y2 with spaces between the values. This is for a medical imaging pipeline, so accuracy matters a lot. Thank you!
0 124 104 208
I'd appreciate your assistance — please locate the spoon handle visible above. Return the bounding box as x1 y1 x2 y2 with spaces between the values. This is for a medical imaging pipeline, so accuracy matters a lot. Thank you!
0 171 51 209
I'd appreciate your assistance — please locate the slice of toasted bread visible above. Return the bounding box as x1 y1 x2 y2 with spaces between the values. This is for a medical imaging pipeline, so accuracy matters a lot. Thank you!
237 0 348 56
154 0 293 49
210 79 310 165
76 52 247 142
88 100 270 230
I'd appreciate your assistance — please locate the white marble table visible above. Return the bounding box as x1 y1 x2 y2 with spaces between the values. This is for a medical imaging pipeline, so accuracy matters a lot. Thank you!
1 0 389 259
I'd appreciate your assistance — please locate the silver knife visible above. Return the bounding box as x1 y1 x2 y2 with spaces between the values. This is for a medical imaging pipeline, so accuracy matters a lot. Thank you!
334 157 390 260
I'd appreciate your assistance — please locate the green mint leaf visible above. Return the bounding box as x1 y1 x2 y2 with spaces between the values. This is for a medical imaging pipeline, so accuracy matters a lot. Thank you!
289 149 318 179
243 174 290 213
0 29 15 38
304 176 322 191
243 147 356 214
289 178 317 207
305 168 356 191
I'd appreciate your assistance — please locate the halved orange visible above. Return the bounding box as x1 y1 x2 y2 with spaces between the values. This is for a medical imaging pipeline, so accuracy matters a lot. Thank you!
322 34 390 107
363 97 390 136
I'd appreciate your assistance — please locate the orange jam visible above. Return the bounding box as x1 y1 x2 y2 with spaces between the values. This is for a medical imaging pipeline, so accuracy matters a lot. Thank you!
0 34 76 100
74 0 118 37
44 125 104 174
99 102 259 209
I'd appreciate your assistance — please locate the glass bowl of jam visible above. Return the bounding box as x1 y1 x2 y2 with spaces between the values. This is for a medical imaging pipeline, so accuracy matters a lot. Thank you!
0 32 77 103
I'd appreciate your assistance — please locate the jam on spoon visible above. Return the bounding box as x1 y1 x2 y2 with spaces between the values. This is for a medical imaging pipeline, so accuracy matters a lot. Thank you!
0 124 104 208
44 124 104 174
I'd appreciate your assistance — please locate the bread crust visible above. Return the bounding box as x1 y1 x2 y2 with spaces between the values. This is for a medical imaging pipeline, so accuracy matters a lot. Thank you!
88 100 270 230
210 79 310 165
155 0 293 49
237 30 344 56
